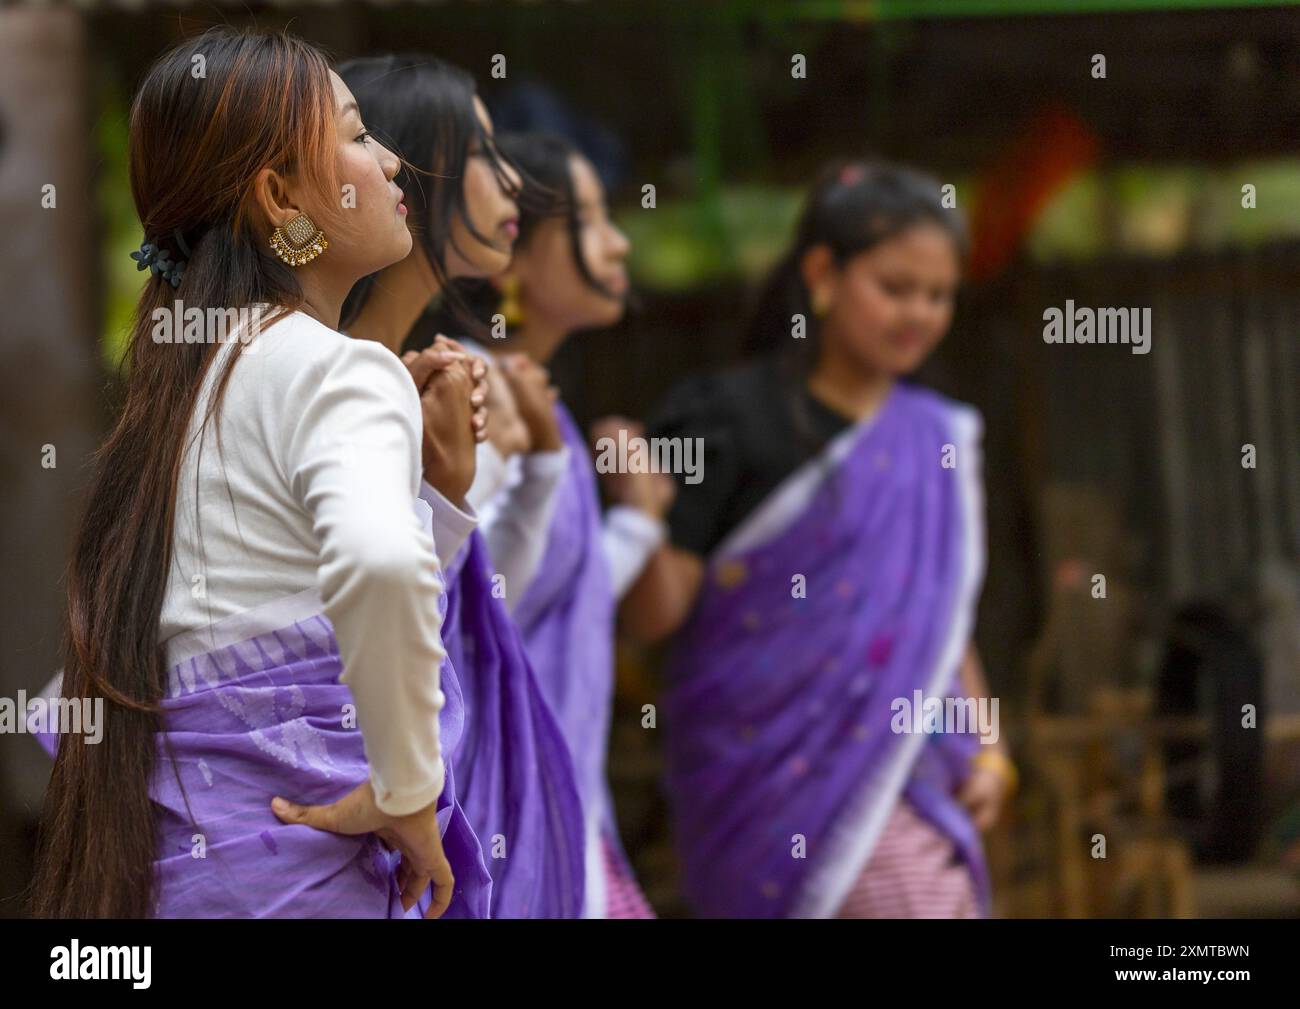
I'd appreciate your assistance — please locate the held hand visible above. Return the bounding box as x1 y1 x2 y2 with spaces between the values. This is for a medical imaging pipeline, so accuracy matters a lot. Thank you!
499 353 563 453
402 338 489 444
957 750 1014 832
589 416 677 521
402 345 479 505
482 358 532 459
427 336 489 444
271 783 454 918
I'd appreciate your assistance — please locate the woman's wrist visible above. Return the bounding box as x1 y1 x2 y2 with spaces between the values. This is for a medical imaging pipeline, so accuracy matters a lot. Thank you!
529 423 563 453
971 748 1018 796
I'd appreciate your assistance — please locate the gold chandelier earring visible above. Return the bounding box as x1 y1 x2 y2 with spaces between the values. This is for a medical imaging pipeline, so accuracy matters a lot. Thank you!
270 212 328 267
500 274 525 328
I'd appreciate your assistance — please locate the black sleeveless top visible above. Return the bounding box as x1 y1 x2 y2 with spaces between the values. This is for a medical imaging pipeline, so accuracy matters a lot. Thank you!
646 356 853 557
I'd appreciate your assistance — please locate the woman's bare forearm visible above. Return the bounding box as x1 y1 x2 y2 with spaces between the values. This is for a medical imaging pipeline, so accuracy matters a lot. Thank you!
617 545 705 644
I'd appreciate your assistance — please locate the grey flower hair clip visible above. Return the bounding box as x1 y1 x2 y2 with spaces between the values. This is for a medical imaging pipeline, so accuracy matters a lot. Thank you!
130 228 191 289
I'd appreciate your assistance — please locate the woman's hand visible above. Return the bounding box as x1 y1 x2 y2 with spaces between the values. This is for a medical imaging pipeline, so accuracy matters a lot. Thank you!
430 336 490 444
271 783 454 918
954 648 1011 832
402 338 488 505
499 353 563 453
589 416 676 521
482 358 532 459
958 749 1014 832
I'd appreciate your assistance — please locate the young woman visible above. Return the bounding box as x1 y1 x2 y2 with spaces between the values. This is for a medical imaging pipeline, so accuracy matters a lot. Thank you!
466 132 672 918
629 160 1015 918
31 29 489 918
335 56 585 918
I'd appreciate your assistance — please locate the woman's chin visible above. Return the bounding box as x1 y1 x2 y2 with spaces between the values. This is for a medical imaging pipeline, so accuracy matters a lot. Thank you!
379 230 414 270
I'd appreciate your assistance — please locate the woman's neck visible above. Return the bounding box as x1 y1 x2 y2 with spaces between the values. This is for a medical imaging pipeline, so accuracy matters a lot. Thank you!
507 315 569 365
806 339 896 422
345 251 440 354
293 266 351 332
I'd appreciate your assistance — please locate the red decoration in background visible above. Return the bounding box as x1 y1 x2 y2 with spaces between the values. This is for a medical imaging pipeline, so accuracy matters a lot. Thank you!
967 107 1099 283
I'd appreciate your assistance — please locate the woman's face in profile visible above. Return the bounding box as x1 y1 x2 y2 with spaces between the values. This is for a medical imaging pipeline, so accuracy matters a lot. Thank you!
327 70 412 279
511 154 630 332
443 96 521 280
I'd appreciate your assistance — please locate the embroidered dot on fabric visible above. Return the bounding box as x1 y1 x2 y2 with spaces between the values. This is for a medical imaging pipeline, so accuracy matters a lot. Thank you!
714 559 748 589
867 633 895 667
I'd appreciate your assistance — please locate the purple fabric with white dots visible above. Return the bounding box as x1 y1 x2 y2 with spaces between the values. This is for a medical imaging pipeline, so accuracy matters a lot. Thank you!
664 384 990 918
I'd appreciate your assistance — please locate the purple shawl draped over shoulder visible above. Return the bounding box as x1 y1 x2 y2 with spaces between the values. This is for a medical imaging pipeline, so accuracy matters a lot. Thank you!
510 404 624 914
38 591 492 918
664 384 990 918
440 530 586 918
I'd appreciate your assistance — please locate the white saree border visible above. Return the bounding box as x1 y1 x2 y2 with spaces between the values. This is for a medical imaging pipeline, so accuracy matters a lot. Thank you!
162 587 328 670
717 398 987 919
33 586 333 712
582 809 607 919
712 400 878 560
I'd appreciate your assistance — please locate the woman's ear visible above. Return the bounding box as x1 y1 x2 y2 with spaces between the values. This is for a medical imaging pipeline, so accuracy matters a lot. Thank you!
252 167 301 233
488 267 516 295
800 243 836 308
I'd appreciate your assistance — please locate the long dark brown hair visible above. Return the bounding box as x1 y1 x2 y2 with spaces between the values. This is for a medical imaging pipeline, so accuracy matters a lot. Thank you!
30 28 339 918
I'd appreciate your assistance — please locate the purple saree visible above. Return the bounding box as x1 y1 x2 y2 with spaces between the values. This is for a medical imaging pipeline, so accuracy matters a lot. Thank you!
38 589 492 918
663 383 990 919
440 530 586 918
510 404 629 917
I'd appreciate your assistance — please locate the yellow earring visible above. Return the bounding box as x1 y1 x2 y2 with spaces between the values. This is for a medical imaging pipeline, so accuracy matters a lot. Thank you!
270 212 328 267
500 275 524 327
812 289 831 319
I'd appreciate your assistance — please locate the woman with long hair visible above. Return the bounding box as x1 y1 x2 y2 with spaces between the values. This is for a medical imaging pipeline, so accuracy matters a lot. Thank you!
460 131 671 918
333 56 586 918
31 29 489 918
629 160 1015 918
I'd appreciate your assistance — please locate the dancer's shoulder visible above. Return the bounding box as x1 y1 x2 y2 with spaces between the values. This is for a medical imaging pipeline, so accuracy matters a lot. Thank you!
245 309 411 396
896 382 983 440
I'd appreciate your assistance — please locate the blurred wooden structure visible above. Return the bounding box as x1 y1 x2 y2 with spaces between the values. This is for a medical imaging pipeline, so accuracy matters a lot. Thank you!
1019 484 1300 917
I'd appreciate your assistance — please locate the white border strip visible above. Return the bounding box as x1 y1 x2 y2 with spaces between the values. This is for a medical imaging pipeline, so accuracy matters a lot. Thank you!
162 587 327 668
714 403 883 560
582 811 607 919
